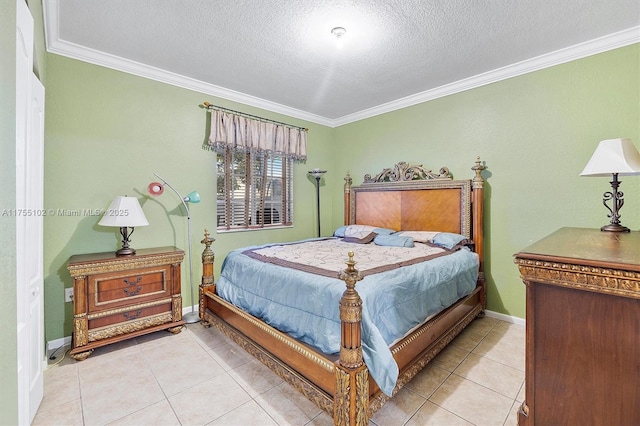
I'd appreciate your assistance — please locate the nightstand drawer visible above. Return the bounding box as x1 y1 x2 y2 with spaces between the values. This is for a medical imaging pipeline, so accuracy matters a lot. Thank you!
88 300 172 330
88 266 171 311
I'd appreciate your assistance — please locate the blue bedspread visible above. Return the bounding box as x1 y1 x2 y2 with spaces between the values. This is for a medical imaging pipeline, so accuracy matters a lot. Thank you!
216 239 479 396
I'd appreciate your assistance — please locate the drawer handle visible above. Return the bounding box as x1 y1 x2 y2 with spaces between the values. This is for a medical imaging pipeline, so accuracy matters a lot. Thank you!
123 276 142 286
123 286 142 296
123 310 142 321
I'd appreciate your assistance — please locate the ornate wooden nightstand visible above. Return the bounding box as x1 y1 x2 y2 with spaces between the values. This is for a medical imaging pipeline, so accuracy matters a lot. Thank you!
67 246 185 360
514 227 640 425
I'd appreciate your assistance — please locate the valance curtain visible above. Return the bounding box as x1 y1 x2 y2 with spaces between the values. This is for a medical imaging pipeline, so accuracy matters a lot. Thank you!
207 109 307 162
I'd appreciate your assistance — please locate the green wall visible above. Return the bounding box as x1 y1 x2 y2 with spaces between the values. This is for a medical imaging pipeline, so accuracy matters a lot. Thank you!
1 1 19 423
43 43 639 342
329 44 640 318
43 53 336 342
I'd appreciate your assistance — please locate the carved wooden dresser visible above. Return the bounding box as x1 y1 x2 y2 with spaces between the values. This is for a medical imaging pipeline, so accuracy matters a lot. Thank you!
514 227 640 425
67 246 185 360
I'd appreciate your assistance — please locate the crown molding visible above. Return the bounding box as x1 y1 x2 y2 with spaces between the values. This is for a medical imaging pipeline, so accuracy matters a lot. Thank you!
47 38 334 127
333 27 640 127
42 1 333 128
44 0 638 128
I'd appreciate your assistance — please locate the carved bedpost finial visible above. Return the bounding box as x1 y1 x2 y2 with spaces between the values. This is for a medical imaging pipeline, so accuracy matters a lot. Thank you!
472 157 486 189
339 251 363 291
344 172 352 193
201 229 215 261
337 251 364 369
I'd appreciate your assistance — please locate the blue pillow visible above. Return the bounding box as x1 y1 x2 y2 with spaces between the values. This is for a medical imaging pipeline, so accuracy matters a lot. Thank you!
373 227 395 236
374 234 415 247
333 225 348 237
431 232 471 249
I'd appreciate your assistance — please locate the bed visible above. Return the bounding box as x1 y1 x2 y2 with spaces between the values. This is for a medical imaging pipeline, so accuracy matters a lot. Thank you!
198 158 487 425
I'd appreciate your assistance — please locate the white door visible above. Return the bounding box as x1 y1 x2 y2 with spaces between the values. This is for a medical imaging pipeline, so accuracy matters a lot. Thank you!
26 73 45 424
16 0 44 423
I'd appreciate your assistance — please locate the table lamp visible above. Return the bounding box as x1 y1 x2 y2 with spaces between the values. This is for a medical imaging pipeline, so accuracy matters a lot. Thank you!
580 138 640 232
98 196 149 255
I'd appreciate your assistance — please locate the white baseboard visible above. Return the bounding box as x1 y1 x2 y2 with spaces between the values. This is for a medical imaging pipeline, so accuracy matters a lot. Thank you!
45 336 71 369
182 304 199 317
47 336 71 353
485 309 526 326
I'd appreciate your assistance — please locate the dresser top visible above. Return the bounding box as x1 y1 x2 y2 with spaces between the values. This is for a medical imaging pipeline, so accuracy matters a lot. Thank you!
515 227 640 271
68 246 184 267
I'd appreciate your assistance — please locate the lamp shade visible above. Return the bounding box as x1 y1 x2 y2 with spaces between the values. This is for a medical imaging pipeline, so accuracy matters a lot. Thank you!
580 138 640 177
147 181 164 196
185 191 200 203
308 168 327 179
98 196 149 227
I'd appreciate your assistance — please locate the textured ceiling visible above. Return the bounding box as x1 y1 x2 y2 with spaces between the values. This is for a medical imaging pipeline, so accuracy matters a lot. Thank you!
44 0 639 126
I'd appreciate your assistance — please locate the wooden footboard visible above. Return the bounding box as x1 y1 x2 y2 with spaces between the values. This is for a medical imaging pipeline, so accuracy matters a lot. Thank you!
199 233 365 422
199 235 483 423
198 158 487 425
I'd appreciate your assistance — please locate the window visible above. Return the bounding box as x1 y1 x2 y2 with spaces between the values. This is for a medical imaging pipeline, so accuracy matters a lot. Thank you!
206 106 307 231
216 149 293 230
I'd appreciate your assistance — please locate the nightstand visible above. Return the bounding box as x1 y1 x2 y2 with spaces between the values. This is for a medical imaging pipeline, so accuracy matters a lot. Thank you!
67 246 186 360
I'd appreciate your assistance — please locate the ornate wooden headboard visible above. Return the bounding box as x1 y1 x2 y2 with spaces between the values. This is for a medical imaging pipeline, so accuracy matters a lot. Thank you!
343 158 486 271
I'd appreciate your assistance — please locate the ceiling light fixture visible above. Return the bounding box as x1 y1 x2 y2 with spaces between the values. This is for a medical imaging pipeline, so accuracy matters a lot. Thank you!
331 27 346 49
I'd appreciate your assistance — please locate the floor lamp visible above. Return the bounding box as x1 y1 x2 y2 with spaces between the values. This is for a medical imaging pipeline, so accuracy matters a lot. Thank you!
148 174 201 324
308 169 327 237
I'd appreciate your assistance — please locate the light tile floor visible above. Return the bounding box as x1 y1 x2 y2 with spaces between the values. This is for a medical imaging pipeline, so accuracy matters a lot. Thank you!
34 316 524 425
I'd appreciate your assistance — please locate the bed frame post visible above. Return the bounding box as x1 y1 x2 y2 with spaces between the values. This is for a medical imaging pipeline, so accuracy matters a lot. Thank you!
199 229 216 324
334 251 369 426
344 172 352 225
471 157 486 309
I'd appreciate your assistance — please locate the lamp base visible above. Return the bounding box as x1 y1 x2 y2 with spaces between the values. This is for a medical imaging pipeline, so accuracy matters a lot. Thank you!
116 226 137 256
183 311 200 324
600 223 630 233
116 247 136 256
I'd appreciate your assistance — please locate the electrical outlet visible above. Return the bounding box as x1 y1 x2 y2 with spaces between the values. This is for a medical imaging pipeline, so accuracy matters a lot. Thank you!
64 287 74 303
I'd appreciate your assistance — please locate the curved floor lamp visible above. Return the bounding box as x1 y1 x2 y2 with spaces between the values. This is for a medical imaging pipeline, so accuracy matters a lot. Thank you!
148 174 201 324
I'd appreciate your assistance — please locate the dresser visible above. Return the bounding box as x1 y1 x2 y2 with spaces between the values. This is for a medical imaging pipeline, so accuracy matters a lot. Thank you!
67 246 185 360
514 227 640 425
